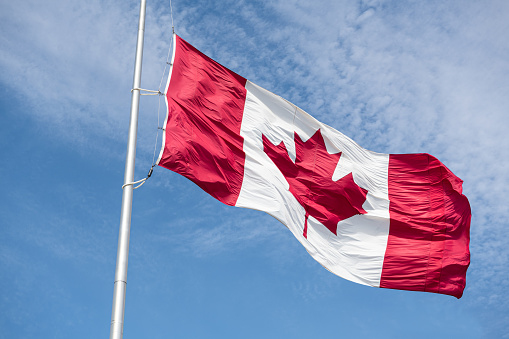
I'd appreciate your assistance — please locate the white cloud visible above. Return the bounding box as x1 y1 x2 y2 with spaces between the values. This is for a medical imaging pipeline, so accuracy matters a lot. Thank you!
145 208 287 258
0 0 173 158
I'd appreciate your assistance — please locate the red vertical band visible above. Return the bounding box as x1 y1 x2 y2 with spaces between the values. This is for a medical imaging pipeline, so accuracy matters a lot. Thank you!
158 35 247 206
381 153 471 298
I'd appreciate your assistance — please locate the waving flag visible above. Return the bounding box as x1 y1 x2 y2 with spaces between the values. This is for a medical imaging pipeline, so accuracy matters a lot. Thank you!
157 34 471 298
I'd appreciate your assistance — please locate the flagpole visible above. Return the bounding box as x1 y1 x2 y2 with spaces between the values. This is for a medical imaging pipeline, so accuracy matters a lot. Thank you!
110 1 146 338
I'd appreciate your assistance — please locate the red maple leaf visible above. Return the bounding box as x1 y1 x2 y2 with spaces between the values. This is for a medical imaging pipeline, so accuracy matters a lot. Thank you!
263 129 368 238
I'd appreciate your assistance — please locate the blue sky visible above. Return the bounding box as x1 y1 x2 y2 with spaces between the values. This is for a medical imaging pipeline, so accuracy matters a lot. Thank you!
1 0 508 338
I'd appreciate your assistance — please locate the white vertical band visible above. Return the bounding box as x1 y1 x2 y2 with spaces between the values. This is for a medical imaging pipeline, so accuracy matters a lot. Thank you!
236 80 390 287
156 33 178 166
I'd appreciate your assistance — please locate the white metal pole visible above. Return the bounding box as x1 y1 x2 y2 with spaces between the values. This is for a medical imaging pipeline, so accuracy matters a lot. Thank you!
110 1 146 338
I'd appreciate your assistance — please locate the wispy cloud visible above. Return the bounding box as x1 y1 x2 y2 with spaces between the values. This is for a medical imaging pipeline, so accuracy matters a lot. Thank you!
0 0 172 159
144 208 287 258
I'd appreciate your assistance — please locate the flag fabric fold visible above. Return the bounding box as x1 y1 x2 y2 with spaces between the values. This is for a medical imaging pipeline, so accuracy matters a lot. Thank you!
157 34 471 298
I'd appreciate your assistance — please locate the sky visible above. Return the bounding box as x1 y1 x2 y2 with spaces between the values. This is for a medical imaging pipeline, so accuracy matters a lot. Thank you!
0 0 508 338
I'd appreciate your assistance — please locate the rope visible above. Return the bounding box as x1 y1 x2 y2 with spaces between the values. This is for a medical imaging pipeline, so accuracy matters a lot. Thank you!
158 34 174 92
122 2 176 191
170 0 174 34
151 93 163 166
152 24 176 165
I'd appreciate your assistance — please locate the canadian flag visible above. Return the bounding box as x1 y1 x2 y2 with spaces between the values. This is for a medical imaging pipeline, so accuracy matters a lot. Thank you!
157 34 471 298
